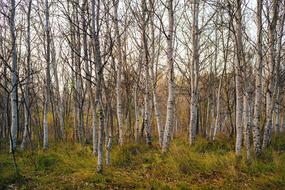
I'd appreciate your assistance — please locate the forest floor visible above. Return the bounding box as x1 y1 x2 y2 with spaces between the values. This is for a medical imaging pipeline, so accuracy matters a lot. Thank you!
1 134 285 190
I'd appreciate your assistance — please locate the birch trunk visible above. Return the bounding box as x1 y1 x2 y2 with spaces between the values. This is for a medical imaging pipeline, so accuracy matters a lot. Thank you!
75 0 84 143
9 0 18 152
213 70 223 140
113 0 124 145
234 0 244 157
189 0 199 145
92 0 104 173
134 87 140 143
273 8 285 136
21 0 32 150
82 0 90 143
91 0 98 155
141 0 151 145
252 0 262 156
243 94 251 161
106 103 113 166
162 0 175 152
97 105 104 173
43 0 51 150
50 34 65 141
150 0 163 146
262 0 278 149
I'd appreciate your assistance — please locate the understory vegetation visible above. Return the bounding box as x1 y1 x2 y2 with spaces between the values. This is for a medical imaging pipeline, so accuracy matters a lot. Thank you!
1 134 285 190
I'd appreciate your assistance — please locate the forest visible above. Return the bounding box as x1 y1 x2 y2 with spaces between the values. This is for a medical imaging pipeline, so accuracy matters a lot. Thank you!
1 0 285 189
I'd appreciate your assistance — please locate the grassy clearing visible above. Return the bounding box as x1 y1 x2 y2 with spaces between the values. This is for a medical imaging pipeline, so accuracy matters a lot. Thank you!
1 135 285 189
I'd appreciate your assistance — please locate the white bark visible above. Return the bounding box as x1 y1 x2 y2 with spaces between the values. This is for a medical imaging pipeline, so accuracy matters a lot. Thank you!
243 94 251 161
21 0 32 150
234 0 244 157
43 0 51 150
162 0 175 152
213 72 223 140
150 0 163 146
141 0 151 145
252 0 262 156
92 0 104 173
106 105 113 166
262 0 278 149
97 105 104 173
9 0 18 152
189 0 199 145
113 0 124 145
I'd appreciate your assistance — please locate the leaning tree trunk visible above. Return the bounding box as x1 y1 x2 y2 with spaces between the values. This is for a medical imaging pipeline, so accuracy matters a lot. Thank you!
162 0 175 153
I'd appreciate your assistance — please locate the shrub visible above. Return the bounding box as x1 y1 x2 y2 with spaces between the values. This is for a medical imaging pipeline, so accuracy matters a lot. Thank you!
271 133 285 152
37 154 60 171
112 144 141 168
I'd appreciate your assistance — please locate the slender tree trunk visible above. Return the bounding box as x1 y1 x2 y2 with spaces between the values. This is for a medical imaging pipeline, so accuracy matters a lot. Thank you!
92 0 104 173
43 0 51 150
252 0 263 157
141 0 151 145
149 0 163 146
213 68 225 140
162 0 175 152
262 0 278 149
106 103 113 166
243 94 251 161
9 0 18 152
274 88 280 135
113 0 124 145
234 0 244 157
189 0 199 145
21 0 32 150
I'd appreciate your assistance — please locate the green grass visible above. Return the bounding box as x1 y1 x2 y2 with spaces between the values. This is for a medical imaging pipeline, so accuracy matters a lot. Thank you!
1 135 285 189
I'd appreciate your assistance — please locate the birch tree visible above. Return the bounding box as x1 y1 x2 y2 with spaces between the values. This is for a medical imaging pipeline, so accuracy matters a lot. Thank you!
252 0 263 157
43 0 51 149
20 0 33 150
141 0 152 145
189 0 199 145
9 0 18 152
262 0 279 149
234 0 244 157
113 0 124 145
162 0 175 152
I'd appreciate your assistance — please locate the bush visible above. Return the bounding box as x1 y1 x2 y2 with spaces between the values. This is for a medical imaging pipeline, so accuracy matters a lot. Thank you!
112 144 141 168
191 136 232 155
37 154 60 171
272 133 285 152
